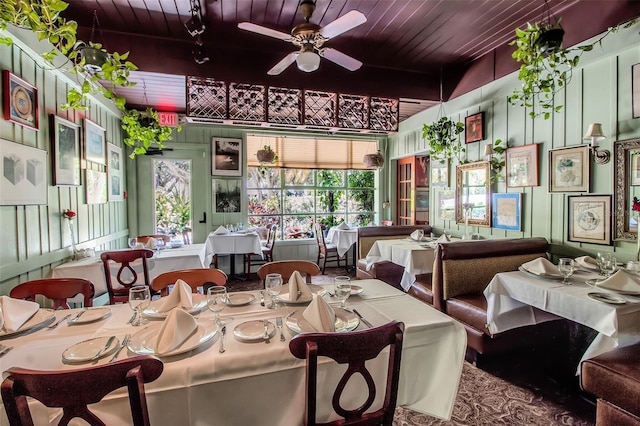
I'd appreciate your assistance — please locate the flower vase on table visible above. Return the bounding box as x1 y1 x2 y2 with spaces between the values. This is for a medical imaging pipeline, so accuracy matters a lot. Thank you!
62 209 80 259
462 203 473 240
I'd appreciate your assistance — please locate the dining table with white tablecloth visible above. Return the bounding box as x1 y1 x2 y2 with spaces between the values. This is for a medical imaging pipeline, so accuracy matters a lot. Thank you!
50 244 206 299
199 231 263 272
0 279 466 425
325 226 358 258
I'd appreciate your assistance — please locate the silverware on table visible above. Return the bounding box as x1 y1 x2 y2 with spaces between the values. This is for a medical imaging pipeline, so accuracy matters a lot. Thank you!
47 314 71 329
91 336 116 363
219 326 226 353
259 291 265 306
263 320 270 344
276 316 285 342
109 334 131 362
352 308 374 328
127 310 137 325
67 308 87 325
0 344 13 357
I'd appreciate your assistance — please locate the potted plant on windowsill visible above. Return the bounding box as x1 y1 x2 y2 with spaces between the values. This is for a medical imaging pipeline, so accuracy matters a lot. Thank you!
122 108 181 158
422 116 465 163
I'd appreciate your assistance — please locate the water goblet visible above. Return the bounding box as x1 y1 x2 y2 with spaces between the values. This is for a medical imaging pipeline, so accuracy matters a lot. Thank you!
128 237 138 249
128 286 151 326
334 276 351 309
602 257 617 277
627 260 640 275
265 273 283 309
557 258 575 285
207 286 231 325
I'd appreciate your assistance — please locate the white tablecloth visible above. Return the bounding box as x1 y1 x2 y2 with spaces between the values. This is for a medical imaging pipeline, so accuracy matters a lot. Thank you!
325 227 358 257
365 239 437 291
51 244 206 298
484 271 640 372
199 232 263 268
0 279 466 425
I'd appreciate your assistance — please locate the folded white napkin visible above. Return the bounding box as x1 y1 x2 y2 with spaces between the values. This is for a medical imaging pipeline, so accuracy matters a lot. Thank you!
596 271 640 293
337 222 350 230
154 280 194 312
286 271 313 302
213 226 228 235
575 256 599 271
154 308 198 354
0 295 39 332
302 294 336 332
434 234 450 243
521 257 561 276
410 230 423 241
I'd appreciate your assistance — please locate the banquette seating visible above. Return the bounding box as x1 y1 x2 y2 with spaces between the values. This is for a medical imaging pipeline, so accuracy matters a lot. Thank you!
355 225 432 290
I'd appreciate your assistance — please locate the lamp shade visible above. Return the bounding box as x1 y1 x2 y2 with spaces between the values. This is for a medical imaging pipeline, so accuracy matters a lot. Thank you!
484 144 494 156
583 123 606 141
296 51 320 72
363 152 384 169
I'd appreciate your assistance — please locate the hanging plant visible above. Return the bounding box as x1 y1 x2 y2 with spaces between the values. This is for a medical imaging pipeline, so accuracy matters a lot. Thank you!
422 116 465 162
488 139 509 183
256 145 278 174
122 108 181 158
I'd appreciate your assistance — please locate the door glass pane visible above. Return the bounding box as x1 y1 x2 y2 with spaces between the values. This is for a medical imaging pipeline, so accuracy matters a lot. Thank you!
154 159 192 242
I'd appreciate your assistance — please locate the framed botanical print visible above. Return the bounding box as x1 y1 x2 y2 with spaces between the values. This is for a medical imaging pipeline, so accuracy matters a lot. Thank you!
492 193 522 231
430 159 448 187
84 119 106 165
0 138 47 205
107 143 124 201
212 137 242 176
85 169 108 204
506 144 538 188
2 71 39 130
568 195 611 245
549 145 590 192
465 112 484 143
50 115 81 186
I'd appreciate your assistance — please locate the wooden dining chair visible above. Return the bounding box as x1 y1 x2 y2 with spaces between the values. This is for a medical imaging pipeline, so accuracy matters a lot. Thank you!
136 234 171 245
257 260 320 288
1 355 163 426
151 268 228 296
289 321 405 426
9 278 95 309
381 220 393 226
244 224 277 278
314 223 346 274
100 249 155 304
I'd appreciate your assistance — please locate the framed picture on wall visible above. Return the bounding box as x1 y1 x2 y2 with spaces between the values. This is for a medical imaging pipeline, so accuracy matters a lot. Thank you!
431 159 448 187
491 193 522 231
107 143 124 201
415 155 429 187
549 145 590 193
86 169 108 204
436 187 455 220
212 137 242 176
213 179 242 212
464 112 484 143
84 119 106 165
416 188 429 211
2 70 39 130
0 138 47 205
50 115 81 186
506 144 538 188
633 63 640 119
568 195 611 245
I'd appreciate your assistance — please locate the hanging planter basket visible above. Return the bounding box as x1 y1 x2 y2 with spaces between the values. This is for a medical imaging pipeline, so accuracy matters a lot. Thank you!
536 27 564 57
78 46 109 73
257 148 276 164
363 152 385 169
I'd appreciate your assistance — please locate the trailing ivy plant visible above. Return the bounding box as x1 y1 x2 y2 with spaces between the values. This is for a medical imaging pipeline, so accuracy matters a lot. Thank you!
122 108 181 158
508 18 638 120
488 139 508 183
421 116 465 163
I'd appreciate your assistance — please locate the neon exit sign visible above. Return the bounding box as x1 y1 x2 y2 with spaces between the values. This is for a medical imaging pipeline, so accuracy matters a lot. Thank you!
158 112 179 127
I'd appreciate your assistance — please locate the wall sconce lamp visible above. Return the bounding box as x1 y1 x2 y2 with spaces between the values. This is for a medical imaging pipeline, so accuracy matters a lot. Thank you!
583 123 610 164
484 144 494 159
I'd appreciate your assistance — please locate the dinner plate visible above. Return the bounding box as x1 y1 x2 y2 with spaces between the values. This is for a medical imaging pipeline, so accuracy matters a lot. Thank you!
0 309 55 339
62 336 120 363
68 307 111 324
278 284 327 305
350 285 364 296
143 295 208 318
285 308 359 334
225 293 256 307
585 279 640 296
518 266 563 280
233 320 276 342
587 292 626 305
127 319 219 357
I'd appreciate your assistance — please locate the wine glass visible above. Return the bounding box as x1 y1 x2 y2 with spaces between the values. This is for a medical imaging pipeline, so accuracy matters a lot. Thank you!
128 286 151 326
207 286 231 325
627 261 640 275
334 276 351 309
602 257 617 277
557 258 575 285
265 273 283 309
128 237 138 249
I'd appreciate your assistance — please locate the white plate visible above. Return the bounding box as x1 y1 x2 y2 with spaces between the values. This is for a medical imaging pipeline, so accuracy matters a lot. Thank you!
127 319 219 357
62 336 120 363
585 279 640 296
143 295 208 318
587 292 626 305
225 293 255 307
350 285 364 296
68 307 111 324
285 308 359 334
0 309 55 339
518 266 564 279
233 320 276 342
278 284 327 305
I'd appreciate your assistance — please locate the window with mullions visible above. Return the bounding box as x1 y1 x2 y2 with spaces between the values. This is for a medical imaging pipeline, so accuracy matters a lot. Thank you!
247 167 376 239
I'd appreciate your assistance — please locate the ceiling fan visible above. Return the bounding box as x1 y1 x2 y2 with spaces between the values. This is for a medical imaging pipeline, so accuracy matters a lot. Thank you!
238 0 367 75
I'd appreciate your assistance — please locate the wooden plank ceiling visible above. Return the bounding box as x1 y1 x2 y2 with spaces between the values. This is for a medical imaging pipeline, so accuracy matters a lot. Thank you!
62 0 638 121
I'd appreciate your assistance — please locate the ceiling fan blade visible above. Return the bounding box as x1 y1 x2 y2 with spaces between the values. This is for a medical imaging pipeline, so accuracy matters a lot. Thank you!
319 10 367 39
320 48 363 71
268 52 299 75
238 22 291 41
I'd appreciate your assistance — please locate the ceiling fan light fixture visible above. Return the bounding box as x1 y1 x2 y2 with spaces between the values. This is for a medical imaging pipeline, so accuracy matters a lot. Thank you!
296 50 320 72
